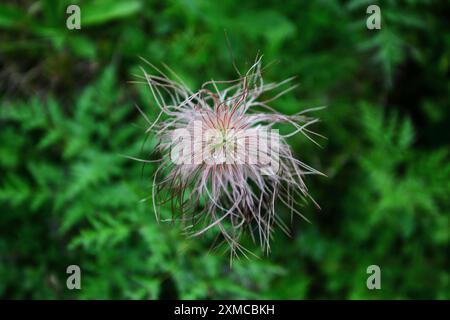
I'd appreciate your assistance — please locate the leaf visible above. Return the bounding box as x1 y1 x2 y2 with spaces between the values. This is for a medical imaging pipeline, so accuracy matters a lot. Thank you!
82 0 142 26
397 118 414 149
68 214 131 251
67 36 97 59
0 4 27 29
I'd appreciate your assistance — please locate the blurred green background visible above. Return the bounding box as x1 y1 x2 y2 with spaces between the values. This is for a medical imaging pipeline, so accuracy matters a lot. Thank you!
0 0 449 299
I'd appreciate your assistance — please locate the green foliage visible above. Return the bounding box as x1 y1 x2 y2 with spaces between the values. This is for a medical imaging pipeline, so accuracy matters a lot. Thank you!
0 0 449 299
0 67 282 299
82 0 142 26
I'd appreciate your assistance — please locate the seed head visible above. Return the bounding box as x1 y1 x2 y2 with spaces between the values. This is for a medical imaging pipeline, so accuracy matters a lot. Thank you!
133 56 324 260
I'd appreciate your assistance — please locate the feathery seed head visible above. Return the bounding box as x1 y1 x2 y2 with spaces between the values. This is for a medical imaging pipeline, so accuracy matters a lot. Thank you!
135 56 324 260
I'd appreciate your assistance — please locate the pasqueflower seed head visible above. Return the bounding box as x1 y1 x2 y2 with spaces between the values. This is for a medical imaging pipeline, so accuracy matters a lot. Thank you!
133 56 324 260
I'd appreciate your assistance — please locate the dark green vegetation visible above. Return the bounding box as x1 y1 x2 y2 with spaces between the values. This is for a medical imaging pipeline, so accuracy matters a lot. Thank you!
0 0 449 299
